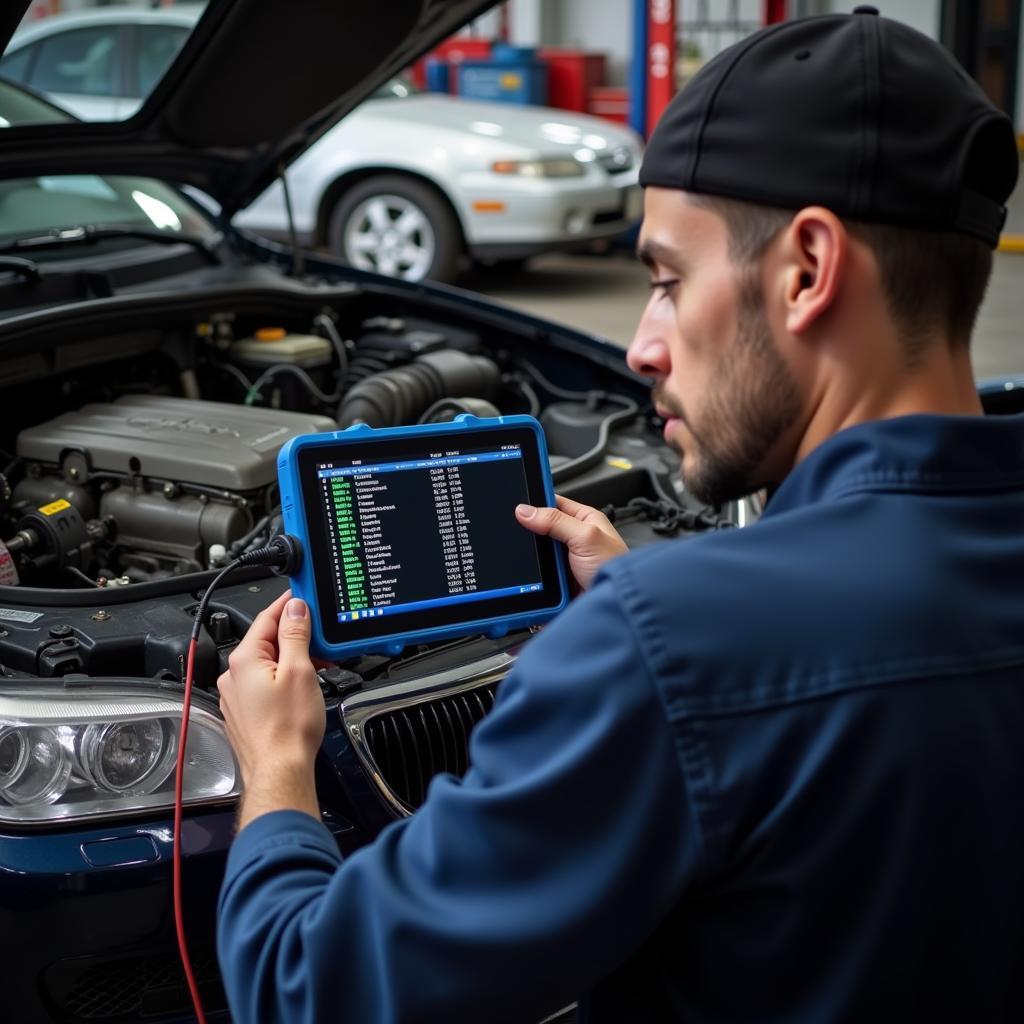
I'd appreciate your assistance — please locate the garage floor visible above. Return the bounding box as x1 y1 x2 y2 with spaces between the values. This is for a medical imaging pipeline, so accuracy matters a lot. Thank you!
470 248 1024 382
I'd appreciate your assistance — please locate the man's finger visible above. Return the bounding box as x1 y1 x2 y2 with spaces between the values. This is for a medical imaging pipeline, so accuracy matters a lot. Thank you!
554 494 617 531
277 597 313 668
554 494 591 518
516 503 594 547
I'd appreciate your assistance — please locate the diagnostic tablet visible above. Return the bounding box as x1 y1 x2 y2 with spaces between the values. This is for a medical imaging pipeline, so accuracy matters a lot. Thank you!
277 415 569 660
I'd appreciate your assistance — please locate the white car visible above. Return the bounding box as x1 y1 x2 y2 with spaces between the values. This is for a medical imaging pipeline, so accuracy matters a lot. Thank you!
0 3 644 282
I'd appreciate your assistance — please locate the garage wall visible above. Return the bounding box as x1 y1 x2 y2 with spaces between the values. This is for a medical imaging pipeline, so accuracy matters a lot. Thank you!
812 0 939 37
546 0 635 85
480 0 1024 131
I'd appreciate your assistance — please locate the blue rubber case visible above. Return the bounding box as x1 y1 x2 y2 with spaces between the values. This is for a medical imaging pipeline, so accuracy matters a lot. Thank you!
277 414 569 660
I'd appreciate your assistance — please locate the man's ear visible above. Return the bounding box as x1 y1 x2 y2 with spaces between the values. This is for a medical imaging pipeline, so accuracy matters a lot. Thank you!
779 206 847 335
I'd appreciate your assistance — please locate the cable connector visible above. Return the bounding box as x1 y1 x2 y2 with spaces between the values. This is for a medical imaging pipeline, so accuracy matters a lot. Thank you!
235 533 303 576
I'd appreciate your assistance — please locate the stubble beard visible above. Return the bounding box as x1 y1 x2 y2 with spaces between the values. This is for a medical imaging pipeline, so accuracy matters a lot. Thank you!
657 272 802 507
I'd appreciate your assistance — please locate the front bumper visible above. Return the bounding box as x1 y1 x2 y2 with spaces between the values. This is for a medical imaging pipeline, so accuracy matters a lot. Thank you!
1 810 236 1024
458 169 643 253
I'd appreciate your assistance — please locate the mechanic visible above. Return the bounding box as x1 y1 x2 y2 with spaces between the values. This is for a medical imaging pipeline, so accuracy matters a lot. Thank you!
216 8 1024 1022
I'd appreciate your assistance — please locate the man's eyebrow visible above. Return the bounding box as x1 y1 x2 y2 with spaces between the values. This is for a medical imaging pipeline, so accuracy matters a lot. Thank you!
636 239 685 272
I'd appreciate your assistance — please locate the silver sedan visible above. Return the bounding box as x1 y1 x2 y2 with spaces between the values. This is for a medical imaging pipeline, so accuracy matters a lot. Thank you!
235 79 645 282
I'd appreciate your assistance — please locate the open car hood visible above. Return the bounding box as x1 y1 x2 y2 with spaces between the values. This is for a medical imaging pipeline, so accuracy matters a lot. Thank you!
0 0 496 216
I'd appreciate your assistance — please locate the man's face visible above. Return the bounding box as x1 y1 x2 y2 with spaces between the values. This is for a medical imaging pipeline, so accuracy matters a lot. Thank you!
627 188 801 506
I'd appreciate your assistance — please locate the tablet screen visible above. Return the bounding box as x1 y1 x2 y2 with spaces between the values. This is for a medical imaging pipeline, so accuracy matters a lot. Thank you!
296 425 563 646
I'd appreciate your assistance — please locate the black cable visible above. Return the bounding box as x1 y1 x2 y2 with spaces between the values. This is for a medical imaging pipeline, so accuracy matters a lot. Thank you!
215 361 254 395
245 363 342 406
190 563 242 645
64 565 102 588
517 359 631 405
502 374 540 417
173 531 302 1024
190 535 302 646
518 378 541 418
513 359 640 482
228 507 280 558
313 312 350 381
550 400 639 483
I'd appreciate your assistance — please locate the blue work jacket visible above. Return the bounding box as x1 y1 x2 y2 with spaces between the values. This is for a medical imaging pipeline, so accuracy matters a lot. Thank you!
218 413 1024 1022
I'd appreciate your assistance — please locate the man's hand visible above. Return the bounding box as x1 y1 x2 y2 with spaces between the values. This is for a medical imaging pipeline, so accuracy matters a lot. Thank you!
217 591 326 830
516 495 628 592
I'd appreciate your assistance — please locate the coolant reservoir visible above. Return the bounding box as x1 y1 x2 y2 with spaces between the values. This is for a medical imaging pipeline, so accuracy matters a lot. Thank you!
230 328 332 366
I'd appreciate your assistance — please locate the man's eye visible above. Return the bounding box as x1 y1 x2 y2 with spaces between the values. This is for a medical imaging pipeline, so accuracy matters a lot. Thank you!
649 279 680 297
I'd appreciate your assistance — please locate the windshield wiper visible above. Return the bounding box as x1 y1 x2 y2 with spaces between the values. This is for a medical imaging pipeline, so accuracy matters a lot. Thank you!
0 255 42 282
0 224 219 259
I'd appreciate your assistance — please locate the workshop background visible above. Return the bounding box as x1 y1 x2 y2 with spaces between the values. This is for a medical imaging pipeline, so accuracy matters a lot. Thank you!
14 0 1024 376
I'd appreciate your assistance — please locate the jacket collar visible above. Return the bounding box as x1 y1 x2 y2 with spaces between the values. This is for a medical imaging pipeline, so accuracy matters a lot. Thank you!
763 413 1024 518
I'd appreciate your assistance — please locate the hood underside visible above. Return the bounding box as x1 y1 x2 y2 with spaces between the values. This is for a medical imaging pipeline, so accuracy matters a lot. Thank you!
0 0 497 215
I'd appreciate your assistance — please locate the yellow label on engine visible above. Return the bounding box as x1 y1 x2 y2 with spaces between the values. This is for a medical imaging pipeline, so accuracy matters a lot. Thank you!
39 499 70 516
605 457 634 471
500 72 523 89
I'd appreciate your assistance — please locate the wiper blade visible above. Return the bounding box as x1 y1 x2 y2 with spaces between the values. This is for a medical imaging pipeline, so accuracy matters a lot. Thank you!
0 225 218 259
0 255 42 282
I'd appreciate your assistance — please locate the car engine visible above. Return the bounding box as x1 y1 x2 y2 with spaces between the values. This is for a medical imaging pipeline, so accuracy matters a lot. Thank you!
0 309 705 592
7 396 334 583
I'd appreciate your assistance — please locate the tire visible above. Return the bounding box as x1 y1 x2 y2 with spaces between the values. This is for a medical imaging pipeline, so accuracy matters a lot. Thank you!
327 175 463 283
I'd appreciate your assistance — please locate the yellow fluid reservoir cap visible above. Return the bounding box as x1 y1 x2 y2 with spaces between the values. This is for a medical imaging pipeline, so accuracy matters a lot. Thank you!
255 327 287 342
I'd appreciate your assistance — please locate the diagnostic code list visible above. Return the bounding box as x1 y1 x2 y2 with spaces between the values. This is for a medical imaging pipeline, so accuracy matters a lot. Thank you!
317 447 543 622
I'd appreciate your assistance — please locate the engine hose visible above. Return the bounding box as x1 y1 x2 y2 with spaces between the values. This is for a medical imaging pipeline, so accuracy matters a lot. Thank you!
549 399 639 484
337 350 500 427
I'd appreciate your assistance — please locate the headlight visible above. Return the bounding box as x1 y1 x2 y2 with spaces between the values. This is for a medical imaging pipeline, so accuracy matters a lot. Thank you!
0 689 239 825
491 157 585 178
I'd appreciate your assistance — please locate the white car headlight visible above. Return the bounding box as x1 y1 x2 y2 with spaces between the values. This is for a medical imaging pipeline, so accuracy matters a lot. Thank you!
491 157 585 178
0 689 239 825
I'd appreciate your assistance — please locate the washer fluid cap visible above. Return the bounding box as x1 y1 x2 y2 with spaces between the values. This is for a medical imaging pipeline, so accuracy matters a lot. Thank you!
255 327 287 341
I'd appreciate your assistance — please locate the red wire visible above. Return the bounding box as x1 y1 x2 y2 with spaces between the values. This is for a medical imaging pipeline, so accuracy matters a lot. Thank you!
174 637 208 1024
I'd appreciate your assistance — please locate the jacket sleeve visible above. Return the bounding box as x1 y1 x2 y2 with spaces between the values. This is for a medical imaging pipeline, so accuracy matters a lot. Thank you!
217 575 704 1024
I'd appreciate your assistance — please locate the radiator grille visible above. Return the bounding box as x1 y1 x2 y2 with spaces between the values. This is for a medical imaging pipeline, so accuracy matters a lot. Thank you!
363 682 497 810
51 944 225 1021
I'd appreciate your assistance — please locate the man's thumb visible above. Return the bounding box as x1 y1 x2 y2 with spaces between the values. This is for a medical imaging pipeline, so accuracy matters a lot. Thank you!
516 503 575 544
278 598 311 658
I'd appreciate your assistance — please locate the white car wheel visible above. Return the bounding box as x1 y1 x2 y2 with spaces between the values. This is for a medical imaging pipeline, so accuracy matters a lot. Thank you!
329 176 462 283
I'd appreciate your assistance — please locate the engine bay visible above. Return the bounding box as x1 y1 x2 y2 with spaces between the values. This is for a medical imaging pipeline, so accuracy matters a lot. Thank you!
0 281 731 686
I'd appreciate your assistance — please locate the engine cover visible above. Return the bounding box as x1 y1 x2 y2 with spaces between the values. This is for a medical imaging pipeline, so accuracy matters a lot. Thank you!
16 396 336 490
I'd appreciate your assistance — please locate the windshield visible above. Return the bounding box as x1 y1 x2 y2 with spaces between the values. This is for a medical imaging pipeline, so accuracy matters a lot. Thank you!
0 1 206 125
0 78 215 248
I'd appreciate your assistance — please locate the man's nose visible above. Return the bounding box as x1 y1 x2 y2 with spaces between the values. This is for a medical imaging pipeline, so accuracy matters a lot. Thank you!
626 319 670 379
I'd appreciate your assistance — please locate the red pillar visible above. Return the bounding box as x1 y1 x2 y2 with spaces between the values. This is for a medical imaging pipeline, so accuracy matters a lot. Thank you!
763 0 787 25
646 0 677 136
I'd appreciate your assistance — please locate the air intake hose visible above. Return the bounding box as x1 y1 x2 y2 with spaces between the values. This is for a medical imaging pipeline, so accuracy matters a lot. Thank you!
336 350 500 427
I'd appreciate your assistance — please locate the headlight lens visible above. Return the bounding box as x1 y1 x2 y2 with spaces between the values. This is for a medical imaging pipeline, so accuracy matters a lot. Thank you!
491 157 585 178
0 690 239 824
76 719 176 793
0 725 70 805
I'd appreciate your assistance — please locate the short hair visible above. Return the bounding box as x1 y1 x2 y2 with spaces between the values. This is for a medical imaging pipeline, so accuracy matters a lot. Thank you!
690 194 993 359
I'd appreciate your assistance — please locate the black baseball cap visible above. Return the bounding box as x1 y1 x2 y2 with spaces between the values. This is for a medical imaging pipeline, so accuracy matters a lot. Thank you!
639 6 1018 247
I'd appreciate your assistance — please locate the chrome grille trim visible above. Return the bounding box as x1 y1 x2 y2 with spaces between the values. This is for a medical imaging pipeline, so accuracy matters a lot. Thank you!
341 652 515 817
